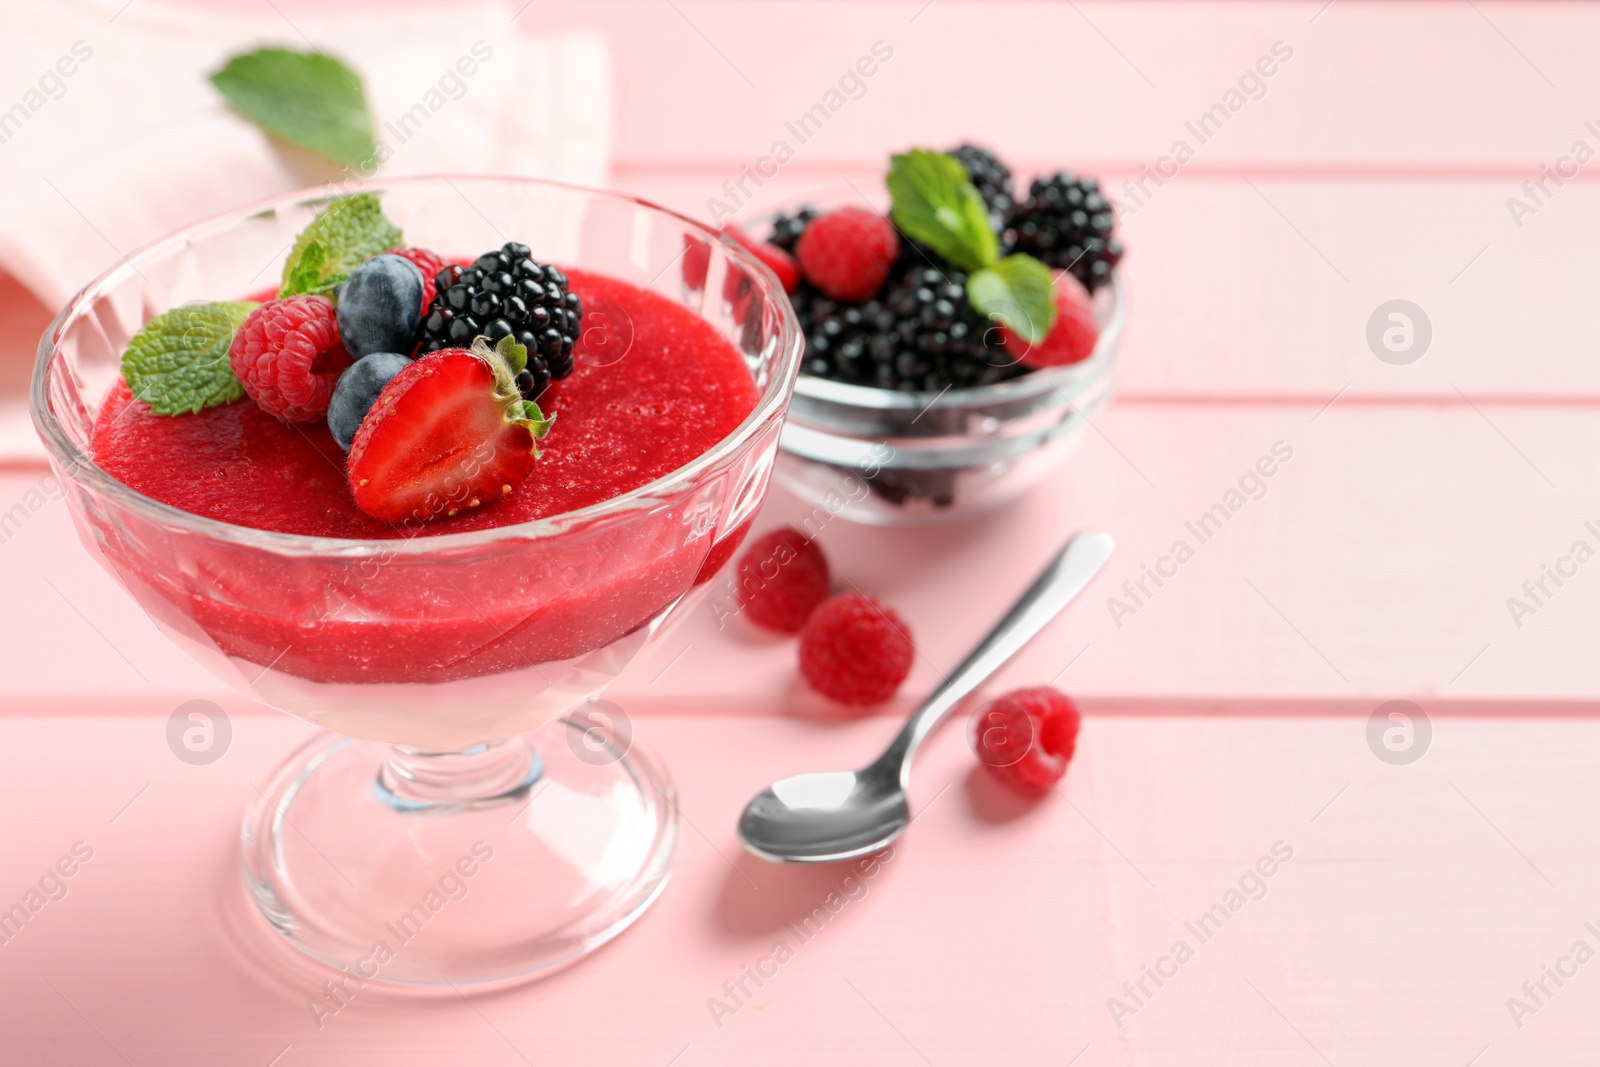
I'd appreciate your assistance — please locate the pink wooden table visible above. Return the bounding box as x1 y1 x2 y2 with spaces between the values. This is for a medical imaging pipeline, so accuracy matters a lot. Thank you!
4 1 1600 1062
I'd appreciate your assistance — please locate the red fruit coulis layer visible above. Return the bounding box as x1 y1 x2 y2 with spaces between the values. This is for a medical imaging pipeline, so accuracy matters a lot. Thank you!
94 269 759 538
85 269 761 685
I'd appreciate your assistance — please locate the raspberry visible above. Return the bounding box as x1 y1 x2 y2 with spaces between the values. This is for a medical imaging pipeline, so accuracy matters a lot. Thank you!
723 225 800 294
796 208 899 302
229 296 351 422
1000 274 1099 369
388 247 448 313
798 592 914 705
735 527 830 633
970 687 1081 792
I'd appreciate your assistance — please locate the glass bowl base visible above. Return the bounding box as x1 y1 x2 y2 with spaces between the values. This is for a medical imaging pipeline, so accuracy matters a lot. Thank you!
241 717 676 989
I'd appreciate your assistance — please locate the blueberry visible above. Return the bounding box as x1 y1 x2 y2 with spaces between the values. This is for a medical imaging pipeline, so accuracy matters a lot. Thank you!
327 351 412 450
335 254 423 359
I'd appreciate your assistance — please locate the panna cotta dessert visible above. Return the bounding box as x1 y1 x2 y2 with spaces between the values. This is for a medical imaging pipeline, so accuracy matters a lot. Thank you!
33 179 805 986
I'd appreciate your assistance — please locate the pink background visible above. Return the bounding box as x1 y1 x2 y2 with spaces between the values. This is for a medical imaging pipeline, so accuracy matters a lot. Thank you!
4 0 1600 1062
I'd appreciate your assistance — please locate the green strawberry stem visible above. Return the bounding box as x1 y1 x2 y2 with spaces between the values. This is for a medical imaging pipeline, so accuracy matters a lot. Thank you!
472 335 554 443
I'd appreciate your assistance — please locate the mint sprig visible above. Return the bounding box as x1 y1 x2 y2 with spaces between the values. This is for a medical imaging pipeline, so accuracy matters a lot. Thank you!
122 302 258 415
211 47 375 167
278 194 402 297
887 148 1059 345
121 193 403 417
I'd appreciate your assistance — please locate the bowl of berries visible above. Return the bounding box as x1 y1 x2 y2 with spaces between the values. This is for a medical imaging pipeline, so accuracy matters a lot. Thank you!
730 146 1125 524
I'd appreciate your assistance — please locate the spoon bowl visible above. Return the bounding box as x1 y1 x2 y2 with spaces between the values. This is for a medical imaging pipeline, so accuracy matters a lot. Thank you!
738 763 908 863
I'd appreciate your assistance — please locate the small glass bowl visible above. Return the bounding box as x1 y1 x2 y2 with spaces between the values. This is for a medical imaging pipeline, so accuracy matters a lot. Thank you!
775 274 1125 525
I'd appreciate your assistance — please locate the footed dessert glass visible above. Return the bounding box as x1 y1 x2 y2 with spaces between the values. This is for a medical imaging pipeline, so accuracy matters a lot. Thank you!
32 177 803 986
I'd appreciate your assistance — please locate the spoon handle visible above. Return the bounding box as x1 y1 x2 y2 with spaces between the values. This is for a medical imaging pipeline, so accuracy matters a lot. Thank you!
881 531 1115 777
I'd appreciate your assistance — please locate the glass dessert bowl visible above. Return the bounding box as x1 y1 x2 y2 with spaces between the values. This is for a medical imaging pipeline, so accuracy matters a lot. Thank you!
777 276 1122 525
32 176 802 987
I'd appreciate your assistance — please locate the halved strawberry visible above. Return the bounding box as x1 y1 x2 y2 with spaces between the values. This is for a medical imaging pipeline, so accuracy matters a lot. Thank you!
347 336 553 524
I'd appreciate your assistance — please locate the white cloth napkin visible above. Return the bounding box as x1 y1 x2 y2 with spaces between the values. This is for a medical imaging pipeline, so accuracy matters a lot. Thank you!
0 0 609 462
0 0 611 309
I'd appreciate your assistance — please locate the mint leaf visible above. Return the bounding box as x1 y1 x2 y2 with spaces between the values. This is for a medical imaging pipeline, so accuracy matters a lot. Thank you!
122 302 258 415
278 194 402 297
887 149 999 273
282 240 331 297
967 254 1058 346
211 47 375 167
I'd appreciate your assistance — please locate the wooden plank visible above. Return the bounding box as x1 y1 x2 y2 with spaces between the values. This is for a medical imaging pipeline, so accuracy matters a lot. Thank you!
529 1 1598 170
6 172 1594 421
614 171 1600 398
0 711 1595 1063
8 401 1600 706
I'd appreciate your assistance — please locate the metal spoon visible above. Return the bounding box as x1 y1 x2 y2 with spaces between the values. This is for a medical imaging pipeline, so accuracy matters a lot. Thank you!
737 531 1115 863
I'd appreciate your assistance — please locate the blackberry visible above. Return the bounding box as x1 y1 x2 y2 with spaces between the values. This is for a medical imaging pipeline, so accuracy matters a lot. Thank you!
418 241 582 401
889 233 944 282
882 267 1025 391
947 143 1015 232
790 285 886 389
767 207 818 253
796 266 1025 394
1007 172 1123 293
